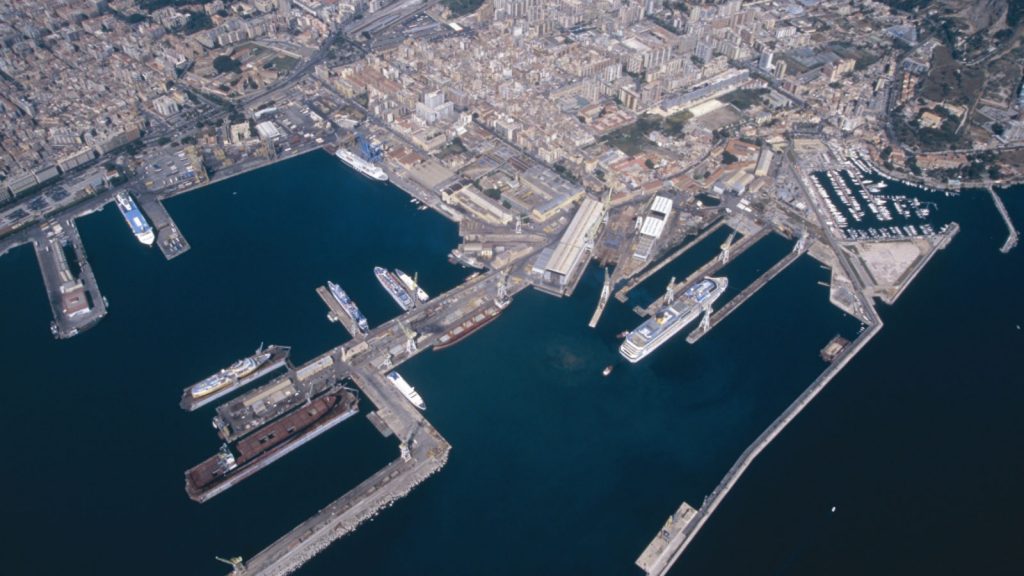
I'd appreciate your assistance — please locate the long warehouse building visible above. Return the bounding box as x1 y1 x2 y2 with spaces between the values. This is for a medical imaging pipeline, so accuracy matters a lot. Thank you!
541 196 605 293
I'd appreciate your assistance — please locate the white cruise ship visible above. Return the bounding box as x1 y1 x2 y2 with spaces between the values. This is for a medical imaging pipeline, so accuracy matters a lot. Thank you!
114 192 155 246
386 371 425 410
335 148 387 181
395 269 429 302
619 277 728 363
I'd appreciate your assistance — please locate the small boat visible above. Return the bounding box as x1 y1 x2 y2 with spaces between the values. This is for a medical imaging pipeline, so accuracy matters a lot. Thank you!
602 365 613 377
616 331 629 339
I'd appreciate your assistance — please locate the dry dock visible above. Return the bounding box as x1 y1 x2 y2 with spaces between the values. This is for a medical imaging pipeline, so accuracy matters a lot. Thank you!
213 352 346 442
209 271 524 575
226 366 451 576
179 345 291 411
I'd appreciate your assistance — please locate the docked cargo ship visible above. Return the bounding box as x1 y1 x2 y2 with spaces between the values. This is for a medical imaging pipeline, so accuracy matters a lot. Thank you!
619 277 727 363
334 148 388 181
386 371 425 410
180 345 289 411
374 267 415 311
434 303 504 351
395 269 429 302
114 192 155 246
328 281 369 334
185 389 359 502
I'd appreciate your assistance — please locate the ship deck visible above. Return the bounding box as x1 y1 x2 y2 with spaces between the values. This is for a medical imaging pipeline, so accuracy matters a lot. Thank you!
316 285 366 340
213 352 349 442
186 389 359 502
179 346 291 412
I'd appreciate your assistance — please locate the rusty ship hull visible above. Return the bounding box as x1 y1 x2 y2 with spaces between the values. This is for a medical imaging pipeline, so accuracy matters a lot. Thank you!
185 389 359 503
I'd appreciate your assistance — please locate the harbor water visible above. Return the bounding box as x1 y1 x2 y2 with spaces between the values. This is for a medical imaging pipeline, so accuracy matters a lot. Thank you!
0 151 1020 575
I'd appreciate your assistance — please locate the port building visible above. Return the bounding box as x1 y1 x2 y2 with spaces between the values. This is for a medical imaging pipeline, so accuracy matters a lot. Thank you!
540 196 605 293
633 195 672 262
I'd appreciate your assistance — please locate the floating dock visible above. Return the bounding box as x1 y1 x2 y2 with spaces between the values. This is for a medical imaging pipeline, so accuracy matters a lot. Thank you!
228 368 450 576
316 285 365 339
179 345 291 411
186 388 359 503
213 353 346 442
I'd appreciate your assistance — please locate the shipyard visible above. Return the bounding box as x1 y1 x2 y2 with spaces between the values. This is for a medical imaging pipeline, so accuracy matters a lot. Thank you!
0 1 1021 575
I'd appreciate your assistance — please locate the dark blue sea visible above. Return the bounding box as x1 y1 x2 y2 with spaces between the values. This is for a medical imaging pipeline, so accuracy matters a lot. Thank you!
0 151 1020 575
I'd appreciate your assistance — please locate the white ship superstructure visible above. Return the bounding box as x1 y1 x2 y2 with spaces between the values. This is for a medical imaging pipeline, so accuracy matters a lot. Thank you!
386 371 425 410
334 148 388 181
619 277 728 363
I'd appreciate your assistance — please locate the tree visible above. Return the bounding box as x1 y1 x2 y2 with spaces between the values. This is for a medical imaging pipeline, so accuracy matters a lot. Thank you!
722 151 739 164
213 55 242 74
483 188 502 200
992 123 1005 136
645 158 655 169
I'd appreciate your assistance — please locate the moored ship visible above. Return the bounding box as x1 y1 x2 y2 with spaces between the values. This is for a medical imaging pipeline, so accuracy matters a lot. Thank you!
180 345 290 411
334 148 388 182
374 267 415 311
386 371 426 410
434 303 504 351
185 389 359 502
114 192 155 246
189 346 274 399
328 281 369 333
395 269 429 302
619 277 727 363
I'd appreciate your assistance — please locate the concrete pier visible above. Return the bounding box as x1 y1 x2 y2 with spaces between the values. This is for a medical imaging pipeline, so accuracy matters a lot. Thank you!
316 285 365 339
638 316 883 576
227 364 451 576
637 226 770 318
986 186 1018 254
33 219 108 338
136 193 190 260
214 353 346 442
588 268 612 328
635 502 697 574
206 270 525 575
686 247 804 344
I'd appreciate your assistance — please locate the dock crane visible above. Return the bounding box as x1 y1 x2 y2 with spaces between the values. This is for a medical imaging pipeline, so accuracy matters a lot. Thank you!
215 556 245 574
720 230 738 264
397 320 417 355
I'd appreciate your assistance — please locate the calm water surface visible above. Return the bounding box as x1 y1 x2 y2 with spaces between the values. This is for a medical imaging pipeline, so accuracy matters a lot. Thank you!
0 152 1019 575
